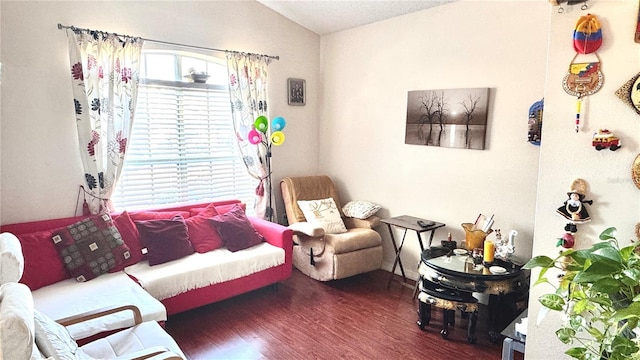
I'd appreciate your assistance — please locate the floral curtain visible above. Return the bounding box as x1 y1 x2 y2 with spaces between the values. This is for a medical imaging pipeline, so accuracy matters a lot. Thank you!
66 29 143 214
226 52 272 220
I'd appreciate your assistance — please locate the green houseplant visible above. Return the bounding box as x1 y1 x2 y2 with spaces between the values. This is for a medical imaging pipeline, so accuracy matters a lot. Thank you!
524 227 640 360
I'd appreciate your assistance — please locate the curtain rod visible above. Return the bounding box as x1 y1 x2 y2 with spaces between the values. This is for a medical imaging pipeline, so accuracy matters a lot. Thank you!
57 23 280 61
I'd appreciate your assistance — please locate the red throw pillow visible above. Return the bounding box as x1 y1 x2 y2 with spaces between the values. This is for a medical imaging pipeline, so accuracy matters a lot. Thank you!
184 203 223 253
128 210 191 222
51 214 131 282
209 204 264 252
16 230 70 290
190 203 247 216
109 211 143 272
135 215 194 266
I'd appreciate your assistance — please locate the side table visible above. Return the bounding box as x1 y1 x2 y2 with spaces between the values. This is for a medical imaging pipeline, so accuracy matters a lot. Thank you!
380 215 445 288
501 308 527 360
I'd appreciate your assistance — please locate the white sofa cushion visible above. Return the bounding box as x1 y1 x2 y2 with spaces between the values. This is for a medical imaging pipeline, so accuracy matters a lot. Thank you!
125 242 285 300
0 283 42 360
0 232 25 284
32 272 166 340
80 321 185 359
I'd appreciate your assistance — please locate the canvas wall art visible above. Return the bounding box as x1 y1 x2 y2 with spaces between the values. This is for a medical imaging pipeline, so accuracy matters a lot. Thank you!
405 88 489 150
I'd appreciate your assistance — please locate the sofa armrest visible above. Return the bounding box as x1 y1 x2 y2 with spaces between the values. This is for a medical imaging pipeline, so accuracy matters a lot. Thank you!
116 346 183 360
287 222 325 237
56 304 142 327
249 217 293 250
344 215 381 229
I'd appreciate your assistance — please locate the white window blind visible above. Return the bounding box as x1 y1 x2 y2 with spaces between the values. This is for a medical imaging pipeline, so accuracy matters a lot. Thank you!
112 78 257 212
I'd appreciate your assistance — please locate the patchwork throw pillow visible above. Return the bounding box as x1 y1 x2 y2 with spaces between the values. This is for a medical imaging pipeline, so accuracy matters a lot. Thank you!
209 204 264 252
297 197 348 234
342 200 381 219
15 230 70 290
109 211 143 272
135 215 194 266
51 214 131 282
185 203 223 253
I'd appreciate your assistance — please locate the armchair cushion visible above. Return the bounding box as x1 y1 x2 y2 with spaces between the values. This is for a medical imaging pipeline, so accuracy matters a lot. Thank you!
80 321 185 359
0 283 39 360
342 200 381 219
287 222 325 238
33 309 91 359
297 198 347 234
0 232 24 284
325 228 383 254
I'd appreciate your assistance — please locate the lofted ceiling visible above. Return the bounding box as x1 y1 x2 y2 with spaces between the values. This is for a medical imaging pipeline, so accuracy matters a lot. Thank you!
256 0 455 36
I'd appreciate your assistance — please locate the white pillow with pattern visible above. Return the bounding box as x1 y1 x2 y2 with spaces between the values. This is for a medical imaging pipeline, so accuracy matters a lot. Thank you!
342 200 381 219
297 198 347 234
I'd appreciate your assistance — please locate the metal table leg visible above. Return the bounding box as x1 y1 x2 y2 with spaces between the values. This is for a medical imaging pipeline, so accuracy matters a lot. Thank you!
387 224 408 288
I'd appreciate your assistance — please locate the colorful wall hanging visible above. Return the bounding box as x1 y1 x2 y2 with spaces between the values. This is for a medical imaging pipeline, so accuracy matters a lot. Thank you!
562 14 604 133
527 98 544 145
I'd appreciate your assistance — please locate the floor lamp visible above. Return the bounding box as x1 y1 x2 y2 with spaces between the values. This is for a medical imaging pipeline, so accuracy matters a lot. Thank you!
248 116 286 222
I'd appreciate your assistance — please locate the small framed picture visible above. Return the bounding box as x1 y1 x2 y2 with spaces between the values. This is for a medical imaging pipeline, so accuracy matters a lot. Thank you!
288 78 305 106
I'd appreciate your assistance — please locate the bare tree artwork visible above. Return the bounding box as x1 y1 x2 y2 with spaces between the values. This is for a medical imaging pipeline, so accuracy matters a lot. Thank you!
405 88 488 150
460 93 480 148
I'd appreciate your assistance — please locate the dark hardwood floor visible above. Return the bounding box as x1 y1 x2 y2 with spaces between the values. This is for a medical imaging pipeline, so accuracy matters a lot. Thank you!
165 269 523 360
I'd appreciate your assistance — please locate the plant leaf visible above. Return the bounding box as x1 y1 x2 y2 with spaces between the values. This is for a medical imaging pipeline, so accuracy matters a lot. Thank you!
590 277 623 294
565 347 587 359
556 327 576 344
540 294 565 311
612 302 640 322
524 255 556 269
599 227 617 241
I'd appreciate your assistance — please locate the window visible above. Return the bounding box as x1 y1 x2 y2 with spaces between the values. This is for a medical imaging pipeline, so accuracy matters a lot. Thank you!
112 50 257 213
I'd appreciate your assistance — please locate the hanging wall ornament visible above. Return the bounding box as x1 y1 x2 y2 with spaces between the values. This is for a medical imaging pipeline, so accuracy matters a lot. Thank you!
527 98 544 145
632 154 640 190
615 72 640 115
556 178 593 236
563 14 604 133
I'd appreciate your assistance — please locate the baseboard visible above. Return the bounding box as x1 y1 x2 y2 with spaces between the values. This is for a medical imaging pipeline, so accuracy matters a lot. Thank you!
381 260 420 282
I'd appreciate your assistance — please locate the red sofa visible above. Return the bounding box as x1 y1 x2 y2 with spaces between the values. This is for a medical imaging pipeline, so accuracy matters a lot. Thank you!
1 199 293 334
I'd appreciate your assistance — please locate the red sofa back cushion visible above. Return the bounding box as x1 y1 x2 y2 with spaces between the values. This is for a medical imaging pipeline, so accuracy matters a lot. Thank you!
16 230 71 290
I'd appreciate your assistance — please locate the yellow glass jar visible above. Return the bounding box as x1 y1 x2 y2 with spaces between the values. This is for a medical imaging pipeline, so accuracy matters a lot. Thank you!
462 223 488 250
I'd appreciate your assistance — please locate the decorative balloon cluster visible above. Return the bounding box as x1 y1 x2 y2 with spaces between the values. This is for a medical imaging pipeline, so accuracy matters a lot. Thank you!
247 116 286 147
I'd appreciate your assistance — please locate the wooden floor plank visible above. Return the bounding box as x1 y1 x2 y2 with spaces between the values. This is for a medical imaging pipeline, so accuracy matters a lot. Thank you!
165 269 524 360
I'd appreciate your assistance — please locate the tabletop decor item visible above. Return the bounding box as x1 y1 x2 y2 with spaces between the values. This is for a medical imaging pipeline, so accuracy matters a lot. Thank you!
524 227 640 360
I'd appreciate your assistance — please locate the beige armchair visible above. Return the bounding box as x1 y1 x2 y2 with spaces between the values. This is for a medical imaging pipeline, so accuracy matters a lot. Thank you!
0 282 185 360
281 175 383 281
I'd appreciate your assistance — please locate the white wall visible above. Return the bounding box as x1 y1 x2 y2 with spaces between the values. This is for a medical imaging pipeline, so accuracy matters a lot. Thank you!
0 0 320 224
527 2 640 359
319 1 548 278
